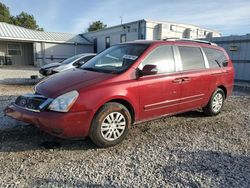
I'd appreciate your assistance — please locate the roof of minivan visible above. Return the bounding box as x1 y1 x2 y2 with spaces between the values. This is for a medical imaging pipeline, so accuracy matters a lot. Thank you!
124 40 222 50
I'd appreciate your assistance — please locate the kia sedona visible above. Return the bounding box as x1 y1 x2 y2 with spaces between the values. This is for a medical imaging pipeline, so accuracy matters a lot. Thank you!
5 39 234 147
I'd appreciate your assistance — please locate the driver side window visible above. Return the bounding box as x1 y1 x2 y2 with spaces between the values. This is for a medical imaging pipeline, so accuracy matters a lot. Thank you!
139 45 175 74
73 60 81 66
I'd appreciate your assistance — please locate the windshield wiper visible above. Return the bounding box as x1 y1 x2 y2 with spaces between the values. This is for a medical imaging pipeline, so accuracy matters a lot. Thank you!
82 67 100 72
82 67 119 74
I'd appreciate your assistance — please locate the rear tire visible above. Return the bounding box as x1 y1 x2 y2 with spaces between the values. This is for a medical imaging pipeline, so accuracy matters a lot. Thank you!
89 102 131 148
203 88 225 116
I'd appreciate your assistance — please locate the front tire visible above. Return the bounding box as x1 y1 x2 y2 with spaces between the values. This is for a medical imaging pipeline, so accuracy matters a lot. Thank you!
89 102 131 148
203 88 225 116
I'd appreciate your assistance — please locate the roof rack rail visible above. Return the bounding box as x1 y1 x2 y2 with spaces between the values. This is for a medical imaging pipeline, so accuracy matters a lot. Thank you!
162 38 217 46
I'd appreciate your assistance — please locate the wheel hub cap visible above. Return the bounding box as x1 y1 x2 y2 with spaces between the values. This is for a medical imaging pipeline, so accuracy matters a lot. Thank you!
101 112 126 141
212 93 223 112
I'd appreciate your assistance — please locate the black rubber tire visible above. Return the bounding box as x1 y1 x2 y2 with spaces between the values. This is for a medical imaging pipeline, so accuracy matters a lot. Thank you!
203 88 225 116
89 102 131 148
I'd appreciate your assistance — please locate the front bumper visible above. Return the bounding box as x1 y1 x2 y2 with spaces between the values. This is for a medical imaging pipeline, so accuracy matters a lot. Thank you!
4 104 93 139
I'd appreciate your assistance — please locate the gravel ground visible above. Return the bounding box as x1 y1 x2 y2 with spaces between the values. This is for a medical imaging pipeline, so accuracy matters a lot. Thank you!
0 67 249 187
0 66 37 130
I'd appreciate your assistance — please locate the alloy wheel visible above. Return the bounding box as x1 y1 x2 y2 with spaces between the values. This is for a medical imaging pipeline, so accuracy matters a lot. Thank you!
212 93 223 112
101 112 126 141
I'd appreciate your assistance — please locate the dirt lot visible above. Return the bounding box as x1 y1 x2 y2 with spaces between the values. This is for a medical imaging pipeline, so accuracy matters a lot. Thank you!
0 67 249 187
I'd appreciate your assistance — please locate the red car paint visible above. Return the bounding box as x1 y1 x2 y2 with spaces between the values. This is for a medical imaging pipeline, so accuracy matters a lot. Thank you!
4 40 234 139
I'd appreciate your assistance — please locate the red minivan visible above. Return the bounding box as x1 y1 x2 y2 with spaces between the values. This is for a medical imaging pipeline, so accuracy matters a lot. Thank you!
5 39 234 147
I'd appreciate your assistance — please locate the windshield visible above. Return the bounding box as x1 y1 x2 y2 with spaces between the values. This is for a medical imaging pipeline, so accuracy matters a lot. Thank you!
61 54 83 65
81 44 149 74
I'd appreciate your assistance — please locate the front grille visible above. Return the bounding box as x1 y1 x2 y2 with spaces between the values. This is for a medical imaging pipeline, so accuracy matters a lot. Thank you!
15 94 50 112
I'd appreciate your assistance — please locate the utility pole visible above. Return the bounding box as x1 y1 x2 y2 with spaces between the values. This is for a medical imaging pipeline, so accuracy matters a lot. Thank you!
120 16 123 25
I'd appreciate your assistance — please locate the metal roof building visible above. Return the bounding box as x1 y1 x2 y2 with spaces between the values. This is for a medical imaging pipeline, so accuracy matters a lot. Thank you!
0 20 222 68
0 22 92 67
206 34 250 81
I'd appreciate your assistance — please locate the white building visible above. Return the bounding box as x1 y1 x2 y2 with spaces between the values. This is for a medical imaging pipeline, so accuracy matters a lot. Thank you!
0 22 92 67
83 19 221 53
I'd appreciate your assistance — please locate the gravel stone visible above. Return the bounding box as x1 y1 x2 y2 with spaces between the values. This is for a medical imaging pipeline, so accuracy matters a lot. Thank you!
0 66 249 187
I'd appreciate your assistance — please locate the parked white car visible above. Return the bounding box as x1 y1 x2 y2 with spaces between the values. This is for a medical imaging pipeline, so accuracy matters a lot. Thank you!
39 53 96 76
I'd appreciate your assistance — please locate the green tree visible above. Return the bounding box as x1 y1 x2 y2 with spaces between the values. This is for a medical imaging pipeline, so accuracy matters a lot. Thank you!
0 2 11 23
87 21 107 32
11 12 44 31
0 2 43 31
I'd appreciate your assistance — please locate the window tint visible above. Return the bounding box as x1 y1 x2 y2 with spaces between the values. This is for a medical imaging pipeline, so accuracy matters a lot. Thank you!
203 48 228 68
83 55 95 62
140 45 175 74
179 46 205 71
73 55 94 66
61 54 84 65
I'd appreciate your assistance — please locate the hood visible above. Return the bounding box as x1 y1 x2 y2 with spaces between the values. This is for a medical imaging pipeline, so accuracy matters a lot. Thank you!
35 68 115 98
41 62 61 69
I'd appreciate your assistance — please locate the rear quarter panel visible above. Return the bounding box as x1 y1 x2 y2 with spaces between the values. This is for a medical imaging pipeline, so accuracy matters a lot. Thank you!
222 51 235 97
213 47 234 97
204 47 234 101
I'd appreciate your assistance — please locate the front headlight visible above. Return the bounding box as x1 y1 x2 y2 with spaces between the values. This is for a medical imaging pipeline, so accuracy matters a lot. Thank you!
48 90 79 112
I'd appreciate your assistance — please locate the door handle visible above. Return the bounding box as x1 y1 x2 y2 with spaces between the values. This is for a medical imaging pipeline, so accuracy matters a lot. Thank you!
172 78 183 83
182 77 191 82
172 77 191 83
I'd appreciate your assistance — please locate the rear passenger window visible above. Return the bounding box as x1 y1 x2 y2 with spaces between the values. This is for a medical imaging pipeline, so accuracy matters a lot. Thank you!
179 46 205 71
203 48 228 68
140 45 175 74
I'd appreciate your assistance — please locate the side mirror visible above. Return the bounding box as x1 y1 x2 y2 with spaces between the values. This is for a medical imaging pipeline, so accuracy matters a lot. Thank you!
75 61 84 68
222 61 228 67
139 64 158 76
